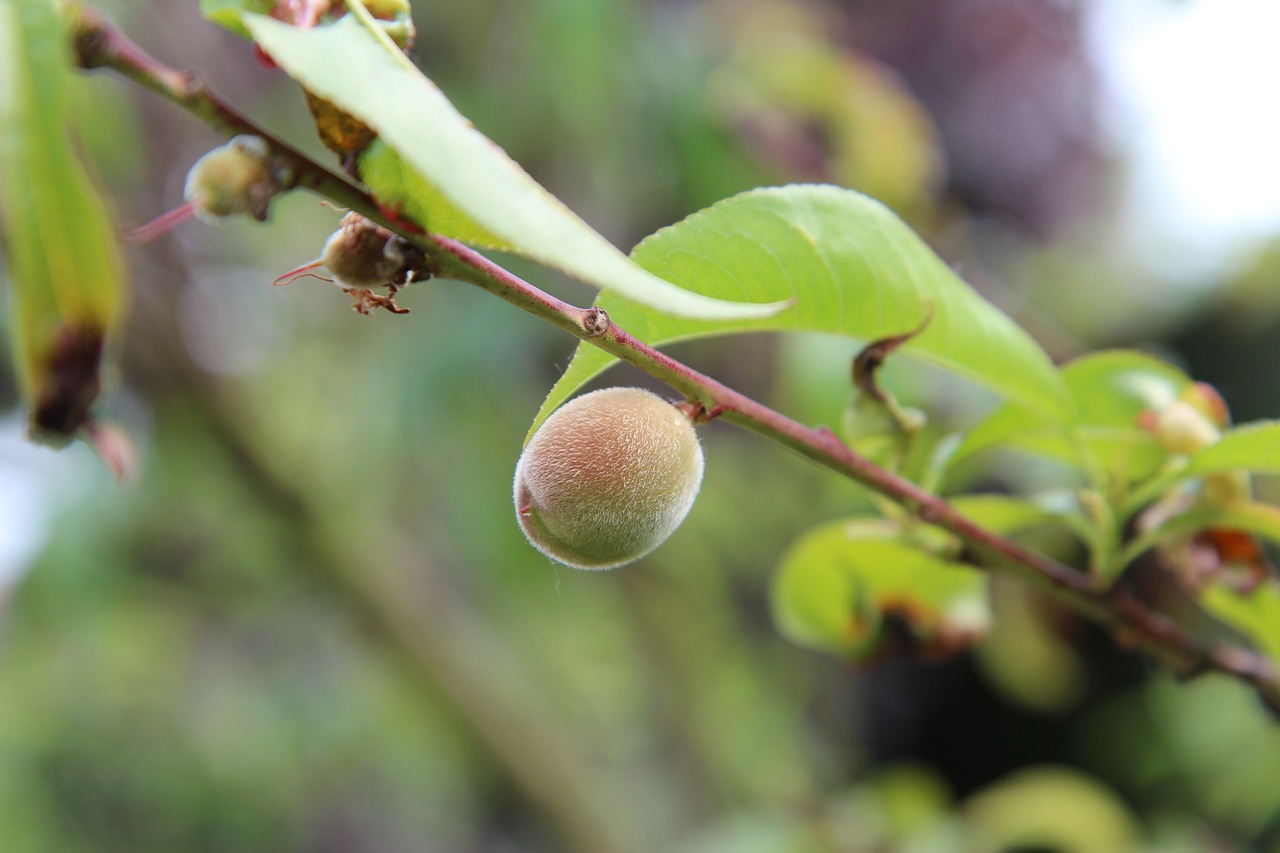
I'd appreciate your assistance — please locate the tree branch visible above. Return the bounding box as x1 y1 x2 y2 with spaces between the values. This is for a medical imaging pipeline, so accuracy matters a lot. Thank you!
72 6 1280 713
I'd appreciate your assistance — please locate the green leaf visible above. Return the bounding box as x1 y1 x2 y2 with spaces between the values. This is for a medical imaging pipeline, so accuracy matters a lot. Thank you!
531 185 1070 437
1185 420 1280 477
947 492 1097 555
236 13 785 322
200 0 273 38
356 140 509 250
950 350 1194 485
771 519 989 659
1202 582 1280 667
0 0 124 443
947 495 1066 537
1130 501 1280 557
964 767 1141 853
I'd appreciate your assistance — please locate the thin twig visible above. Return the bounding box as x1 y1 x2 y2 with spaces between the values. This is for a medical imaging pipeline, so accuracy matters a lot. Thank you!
71 4 371 211
72 6 1280 711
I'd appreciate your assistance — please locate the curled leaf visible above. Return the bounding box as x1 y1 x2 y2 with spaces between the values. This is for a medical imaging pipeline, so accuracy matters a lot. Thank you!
852 305 934 403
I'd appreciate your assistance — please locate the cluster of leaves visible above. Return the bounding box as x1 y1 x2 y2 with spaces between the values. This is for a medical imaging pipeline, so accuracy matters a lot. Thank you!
777 344 1280 668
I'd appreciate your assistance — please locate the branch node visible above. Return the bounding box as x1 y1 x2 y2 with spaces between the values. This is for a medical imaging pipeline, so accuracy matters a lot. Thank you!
674 400 725 425
176 70 202 100
581 307 610 338
915 502 943 526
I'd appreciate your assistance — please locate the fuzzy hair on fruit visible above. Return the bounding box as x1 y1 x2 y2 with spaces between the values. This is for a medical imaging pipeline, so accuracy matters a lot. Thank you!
514 387 704 570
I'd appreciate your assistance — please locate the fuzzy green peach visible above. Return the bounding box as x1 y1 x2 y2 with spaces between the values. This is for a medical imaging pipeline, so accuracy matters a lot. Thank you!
514 387 705 570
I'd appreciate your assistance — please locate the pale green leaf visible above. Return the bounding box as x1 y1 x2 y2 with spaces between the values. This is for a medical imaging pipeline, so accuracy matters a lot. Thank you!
946 494 1096 580
950 350 1193 485
1185 420 1280 477
356 140 509 250
947 494 1085 539
965 768 1141 853
1202 582 1280 667
772 531 864 656
200 0 273 38
772 519 989 658
532 185 1070 437
238 13 785 321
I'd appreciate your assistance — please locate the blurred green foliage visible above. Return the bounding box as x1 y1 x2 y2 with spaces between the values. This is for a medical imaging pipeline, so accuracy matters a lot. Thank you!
2 1 1279 852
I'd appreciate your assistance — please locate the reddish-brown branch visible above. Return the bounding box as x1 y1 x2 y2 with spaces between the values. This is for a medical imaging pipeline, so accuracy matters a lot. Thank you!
73 6 1280 711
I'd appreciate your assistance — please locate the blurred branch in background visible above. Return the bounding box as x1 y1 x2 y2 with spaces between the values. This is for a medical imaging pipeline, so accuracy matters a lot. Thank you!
190 378 645 853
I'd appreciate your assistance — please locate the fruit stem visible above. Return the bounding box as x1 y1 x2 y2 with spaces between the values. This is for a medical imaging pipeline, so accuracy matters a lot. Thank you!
272 258 331 286
122 200 198 243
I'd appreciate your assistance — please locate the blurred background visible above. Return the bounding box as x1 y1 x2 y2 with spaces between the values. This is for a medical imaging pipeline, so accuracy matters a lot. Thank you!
2 0 1280 850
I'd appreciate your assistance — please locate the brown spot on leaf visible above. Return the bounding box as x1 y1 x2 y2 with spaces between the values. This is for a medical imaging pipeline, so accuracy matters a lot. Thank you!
855 598 983 665
304 92 377 164
32 324 105 441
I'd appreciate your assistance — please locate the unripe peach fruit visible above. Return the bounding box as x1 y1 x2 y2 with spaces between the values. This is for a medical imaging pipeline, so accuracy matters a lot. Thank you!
514 387 705 570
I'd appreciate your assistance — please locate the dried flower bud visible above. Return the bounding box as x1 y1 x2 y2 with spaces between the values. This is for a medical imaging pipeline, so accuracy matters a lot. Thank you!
183 135 276 221
273 212 432 314
126 135 279 242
